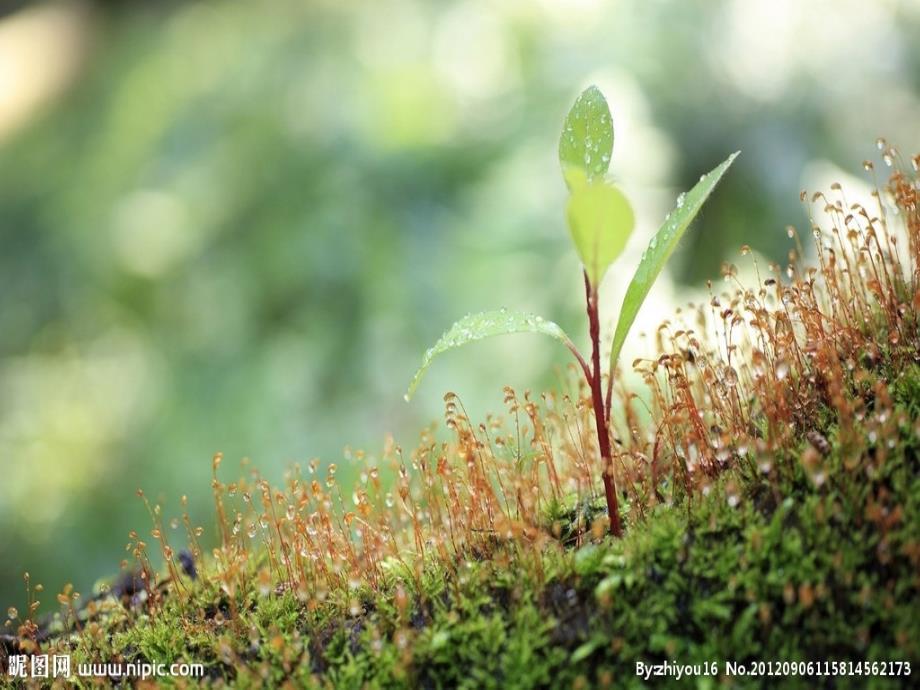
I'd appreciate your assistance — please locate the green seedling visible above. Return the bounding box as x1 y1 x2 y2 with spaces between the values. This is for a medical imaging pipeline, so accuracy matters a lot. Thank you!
406 85 738 536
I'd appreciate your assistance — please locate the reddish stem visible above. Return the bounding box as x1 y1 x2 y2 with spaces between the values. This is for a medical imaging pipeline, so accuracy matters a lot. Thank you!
563 339 593 388
583 271 622 537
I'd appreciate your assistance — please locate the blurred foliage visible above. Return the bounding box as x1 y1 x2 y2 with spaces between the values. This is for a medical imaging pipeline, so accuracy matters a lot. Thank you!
1 0 918 605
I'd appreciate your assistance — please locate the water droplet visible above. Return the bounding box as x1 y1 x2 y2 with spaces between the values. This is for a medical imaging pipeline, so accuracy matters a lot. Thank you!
776 359 790 380
724 367 738 386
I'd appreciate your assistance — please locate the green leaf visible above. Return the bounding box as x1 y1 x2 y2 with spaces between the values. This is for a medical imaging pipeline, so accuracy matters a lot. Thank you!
405 309 573 401
566 181 634 287
559 85 613 187
570 637 603 663
608 151 739 375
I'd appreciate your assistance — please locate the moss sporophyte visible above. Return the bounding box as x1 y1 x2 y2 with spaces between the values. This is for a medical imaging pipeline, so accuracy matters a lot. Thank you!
405 86 738 536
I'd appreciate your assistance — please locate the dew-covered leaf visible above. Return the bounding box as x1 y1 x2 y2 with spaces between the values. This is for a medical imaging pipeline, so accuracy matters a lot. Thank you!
608 151 739 374
566 181 634 287
405 309 572 401
559 85 613 187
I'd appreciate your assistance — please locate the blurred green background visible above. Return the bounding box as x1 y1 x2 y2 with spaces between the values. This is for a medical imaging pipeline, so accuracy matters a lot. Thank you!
1 0 918 608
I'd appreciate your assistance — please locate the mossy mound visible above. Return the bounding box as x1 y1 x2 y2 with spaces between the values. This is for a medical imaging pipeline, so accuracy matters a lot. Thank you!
3 366 913 689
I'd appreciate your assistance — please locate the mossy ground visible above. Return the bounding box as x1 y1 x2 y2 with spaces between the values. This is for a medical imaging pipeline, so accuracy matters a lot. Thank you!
5 366 913 689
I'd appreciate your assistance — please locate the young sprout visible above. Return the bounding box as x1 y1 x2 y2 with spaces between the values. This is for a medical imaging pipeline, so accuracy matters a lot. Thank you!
406 85 738 536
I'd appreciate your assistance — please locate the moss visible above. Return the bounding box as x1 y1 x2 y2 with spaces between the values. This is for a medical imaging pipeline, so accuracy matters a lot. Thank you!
29 387 914 689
